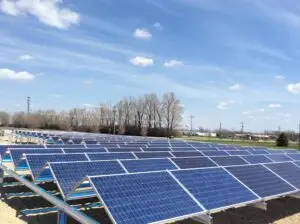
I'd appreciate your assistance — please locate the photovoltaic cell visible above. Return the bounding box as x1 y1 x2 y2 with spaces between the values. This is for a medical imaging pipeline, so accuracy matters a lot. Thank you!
266 154 293 162
201 150 229 157
172 168 258 210
249 150 270 155
10 148 63 166
134 152 173 159
172 151 203 158
106 147 142 152
286 154 300 161
49 161 126 198
227 150 251 156
89 172 203 224
241 155 272 164
265 162 300 188
294 161 300 168
121 159 177 173
63 148 106 153
194 147 218 151
170 147 196 151
226 165 295 198
171 157 217 169
26 154 88 179
143 147 172 152
87 153 136 161
210 156 248 166
266 150 284 154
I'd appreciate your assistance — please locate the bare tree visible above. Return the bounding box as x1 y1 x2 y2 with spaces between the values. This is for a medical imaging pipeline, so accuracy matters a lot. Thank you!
0 111 10 126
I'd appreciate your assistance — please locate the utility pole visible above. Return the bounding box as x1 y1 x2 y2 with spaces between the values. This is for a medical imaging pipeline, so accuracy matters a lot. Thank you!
189 115 194 136
112 106 117 135
219 122 222 139
241 121 244 141
27 96 31 114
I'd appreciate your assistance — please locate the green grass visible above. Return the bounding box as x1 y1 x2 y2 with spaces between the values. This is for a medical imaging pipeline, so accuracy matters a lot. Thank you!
181 136 299 150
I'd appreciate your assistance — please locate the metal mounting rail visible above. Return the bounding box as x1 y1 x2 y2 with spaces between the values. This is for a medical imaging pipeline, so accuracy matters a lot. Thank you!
0 164 99 224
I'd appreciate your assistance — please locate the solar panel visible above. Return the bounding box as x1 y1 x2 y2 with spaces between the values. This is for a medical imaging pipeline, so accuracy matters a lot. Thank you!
172 168 259 210
26 154 89 179
171 157 217 169
284 149 299 153
106 147 142 152
194 147 218 151
87 152 136 161
121 159 177 173
249 150 270 155
170 147 196 151
143 147 172 152
89 172 204 224
266 154 293 162
201 150 229 157
241 155 272 164
63 148 107 154
8 144 45 149
49 161 126 198
227 150 251 156
171 151 203 157
210 156 248 166
134 152 173 159
10 148 63 167
265 162 300 188
266 150 284 154
286 154 300 161
294 161 300 168
226 165 296 198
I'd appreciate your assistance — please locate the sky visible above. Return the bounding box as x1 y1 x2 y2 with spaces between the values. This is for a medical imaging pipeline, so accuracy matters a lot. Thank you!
0 0 300 132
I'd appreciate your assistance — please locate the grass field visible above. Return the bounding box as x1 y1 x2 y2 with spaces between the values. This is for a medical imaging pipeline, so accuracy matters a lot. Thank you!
182 136 300 150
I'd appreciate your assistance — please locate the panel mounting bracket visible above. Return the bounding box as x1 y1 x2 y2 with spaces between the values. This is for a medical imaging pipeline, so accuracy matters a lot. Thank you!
191 214 213 224
248 201 267 211
288 192 300 199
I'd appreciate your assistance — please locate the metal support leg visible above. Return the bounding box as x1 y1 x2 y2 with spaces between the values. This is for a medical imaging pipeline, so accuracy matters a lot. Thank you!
191 214 213 224
57 210 67 224
289 192 300 199
248 201 267 211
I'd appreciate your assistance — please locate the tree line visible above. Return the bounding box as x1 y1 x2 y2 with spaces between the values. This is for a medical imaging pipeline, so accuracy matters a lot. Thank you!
0 92 183 137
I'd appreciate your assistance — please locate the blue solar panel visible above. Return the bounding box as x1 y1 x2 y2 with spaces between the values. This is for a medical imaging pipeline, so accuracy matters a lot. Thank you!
87 152 135 161
294 161 300 167
210 156 248 166
227 150 251 156
8 144 45 149
266 154 293 162
284 149 299 153
171 157 217 169
121 159 177 173
26 153 88 179
85 144 103 148
170 147 196 151
63 148 107 153
249 150 270 155
10 148 63 166
201 150 229 157
266 150 284 154
194 147 218 151
286 154 300 161
171 151 203 157
265 162 300 188
49 161 126 198
89 172 203 224
241 155 272 164
134 152 173 159
143 147 172 152
106 147 142 152
172 168 258 210
226 165 296 198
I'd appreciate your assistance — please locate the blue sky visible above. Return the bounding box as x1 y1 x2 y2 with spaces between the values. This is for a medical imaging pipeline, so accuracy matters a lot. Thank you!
0 0 300 132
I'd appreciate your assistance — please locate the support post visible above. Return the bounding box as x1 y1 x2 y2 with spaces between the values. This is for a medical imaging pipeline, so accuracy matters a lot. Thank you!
191 214 212 224
58 210 67 224
289 192 300 199
248 201 267 211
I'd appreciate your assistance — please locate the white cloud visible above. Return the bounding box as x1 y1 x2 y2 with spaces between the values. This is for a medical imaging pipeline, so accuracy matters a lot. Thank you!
164 60 184 68
133 28 152 39
287 83 300 94
243 111 251 115
268 104 281 108
0 68 35 81
217 100 234 109
275 75 285 80
257 108 265 112
229 84 241 90
153 22 162 29
19 54 33 61
129 56 154 67
84 79 93 85
83 103 94 108
0 0 80 29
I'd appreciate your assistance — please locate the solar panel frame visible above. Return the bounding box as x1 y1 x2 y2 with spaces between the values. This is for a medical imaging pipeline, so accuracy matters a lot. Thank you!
200 150 230 157
171 151 203 157
134 152 173 159
63 148 107 154
171 157 217 169
286 153 300 161
210 156 249 166
241 155 273 164
87 152 136 161
88 172 205 224
227 150 251 156
266 154 293 162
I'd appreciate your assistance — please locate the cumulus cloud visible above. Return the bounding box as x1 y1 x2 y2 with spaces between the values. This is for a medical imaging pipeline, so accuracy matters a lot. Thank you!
133 28 152 39
217 100 234 109
19 54 33 61
287 83 300 94
164 60 184 68
153 22 162 29
129 56 154 67
268 104 281 108
275 75 285 80
0 0 80 29
0 68 35 81
229 84 241 90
